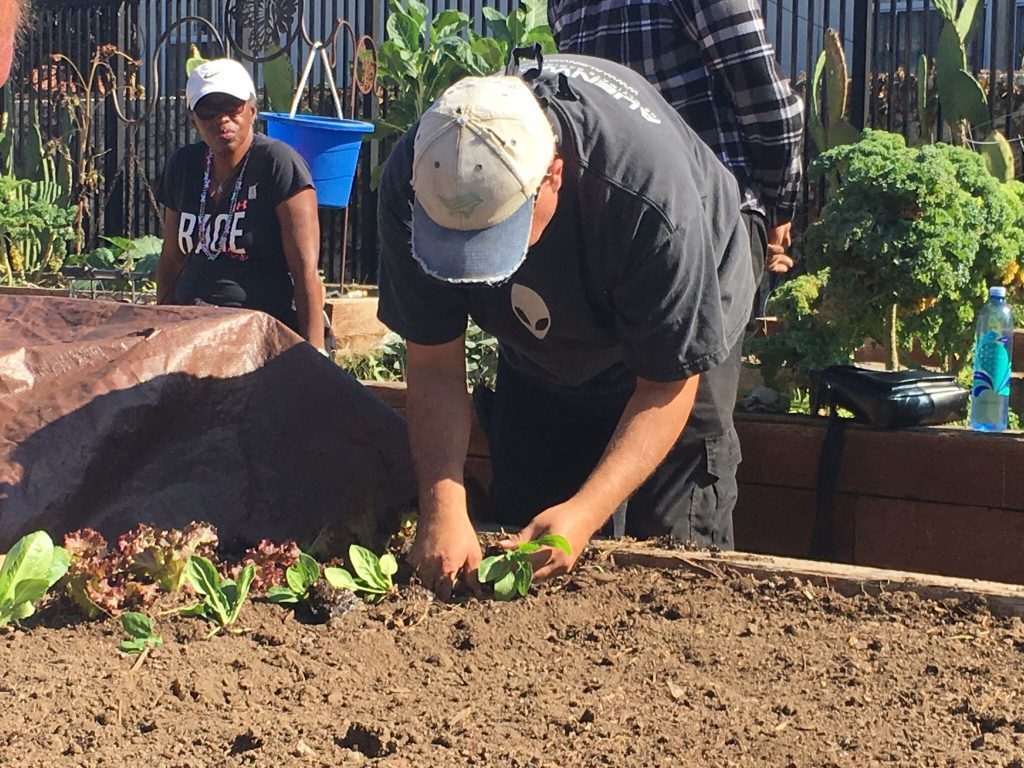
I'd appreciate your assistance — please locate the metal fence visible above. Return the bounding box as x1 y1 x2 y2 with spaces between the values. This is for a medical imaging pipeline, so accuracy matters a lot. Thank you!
8 0 1024 284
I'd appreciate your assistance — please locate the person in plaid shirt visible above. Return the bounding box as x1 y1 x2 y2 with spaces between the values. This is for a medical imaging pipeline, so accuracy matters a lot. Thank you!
548 0 804 312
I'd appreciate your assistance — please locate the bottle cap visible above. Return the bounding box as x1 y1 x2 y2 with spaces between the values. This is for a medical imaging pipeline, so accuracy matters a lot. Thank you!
990 286 1007 298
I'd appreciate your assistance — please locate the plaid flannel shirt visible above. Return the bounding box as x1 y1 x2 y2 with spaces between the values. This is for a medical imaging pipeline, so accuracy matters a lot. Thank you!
548 0 804 226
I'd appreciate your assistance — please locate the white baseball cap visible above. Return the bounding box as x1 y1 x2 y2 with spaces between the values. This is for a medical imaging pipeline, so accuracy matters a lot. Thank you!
186 59 256 110
411 75 557 284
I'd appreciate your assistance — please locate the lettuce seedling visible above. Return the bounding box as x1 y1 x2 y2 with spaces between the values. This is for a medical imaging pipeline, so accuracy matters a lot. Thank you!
118 522 219 592
0 531 69 626
267 553 320 604
119 611 164 654
477 534 572 600
181 555 255 637
324 545 398 602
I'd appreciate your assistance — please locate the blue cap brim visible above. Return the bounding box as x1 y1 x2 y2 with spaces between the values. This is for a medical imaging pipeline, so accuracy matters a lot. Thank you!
411 197 534 284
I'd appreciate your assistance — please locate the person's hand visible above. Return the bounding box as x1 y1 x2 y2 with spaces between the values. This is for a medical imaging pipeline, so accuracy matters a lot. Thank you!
407 511 483 600
766 222 794 273
498 500 601 582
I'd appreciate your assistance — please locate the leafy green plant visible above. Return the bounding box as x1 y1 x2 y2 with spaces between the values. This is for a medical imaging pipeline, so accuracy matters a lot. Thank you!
324 545 398 602
118 611 163 654
757 130 1024 386
181 555 255 637
0 531 69 627
340 322 497 389
372 0 555 185
119 522 219 593
267 553 321 604
477 534 571 600
0 173 76 285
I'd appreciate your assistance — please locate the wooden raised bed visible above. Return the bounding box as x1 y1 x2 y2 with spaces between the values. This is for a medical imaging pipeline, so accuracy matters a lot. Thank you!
364 381 1024 586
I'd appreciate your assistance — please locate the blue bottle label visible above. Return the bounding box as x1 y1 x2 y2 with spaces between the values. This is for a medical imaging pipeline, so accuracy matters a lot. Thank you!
973 331 1012 397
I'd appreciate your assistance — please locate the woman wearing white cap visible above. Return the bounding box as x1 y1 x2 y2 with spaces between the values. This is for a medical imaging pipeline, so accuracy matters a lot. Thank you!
155 58 327 351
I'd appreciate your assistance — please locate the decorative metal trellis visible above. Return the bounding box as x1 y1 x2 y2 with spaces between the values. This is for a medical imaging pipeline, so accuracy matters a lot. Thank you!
8 0 1024 285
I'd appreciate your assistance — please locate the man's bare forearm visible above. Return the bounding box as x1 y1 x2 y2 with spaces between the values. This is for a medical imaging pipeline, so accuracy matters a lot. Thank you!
572 374 701 531
406 339 472 522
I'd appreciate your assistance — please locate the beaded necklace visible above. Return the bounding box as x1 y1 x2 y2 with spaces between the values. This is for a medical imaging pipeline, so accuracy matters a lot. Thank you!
196 147 252 261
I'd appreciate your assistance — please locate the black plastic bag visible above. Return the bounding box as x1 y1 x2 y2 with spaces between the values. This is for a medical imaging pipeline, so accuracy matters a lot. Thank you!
810 365 968 429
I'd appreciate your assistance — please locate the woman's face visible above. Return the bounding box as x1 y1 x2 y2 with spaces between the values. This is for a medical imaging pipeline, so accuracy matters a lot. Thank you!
191 94 256 156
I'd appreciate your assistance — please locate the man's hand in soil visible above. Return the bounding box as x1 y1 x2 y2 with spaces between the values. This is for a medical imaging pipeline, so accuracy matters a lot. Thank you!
408 511 482 600
499 501 599 582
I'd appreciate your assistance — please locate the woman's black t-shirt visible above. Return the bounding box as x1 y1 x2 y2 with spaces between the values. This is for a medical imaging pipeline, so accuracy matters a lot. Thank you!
156 133 314 328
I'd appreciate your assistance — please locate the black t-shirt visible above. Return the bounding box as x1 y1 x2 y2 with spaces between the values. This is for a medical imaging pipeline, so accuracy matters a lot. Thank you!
377 54 753 400
156 133 314 327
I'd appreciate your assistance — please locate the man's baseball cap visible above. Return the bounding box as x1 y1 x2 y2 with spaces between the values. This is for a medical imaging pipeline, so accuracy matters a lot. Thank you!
186 59 256 111
411 75 557 284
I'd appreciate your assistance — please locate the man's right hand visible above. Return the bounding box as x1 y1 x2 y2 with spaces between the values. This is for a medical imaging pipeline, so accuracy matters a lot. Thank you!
407 511 483 600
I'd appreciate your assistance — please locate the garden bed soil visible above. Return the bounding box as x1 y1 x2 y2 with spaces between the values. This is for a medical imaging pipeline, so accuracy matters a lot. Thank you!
4 551 1024 767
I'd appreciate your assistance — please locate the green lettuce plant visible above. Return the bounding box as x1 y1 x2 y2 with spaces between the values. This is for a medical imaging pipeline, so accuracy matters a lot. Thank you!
118 611 163 654
477 534 571 600
324 545 398 602
267 553 320 604
0 531 69 626
181 555 255 637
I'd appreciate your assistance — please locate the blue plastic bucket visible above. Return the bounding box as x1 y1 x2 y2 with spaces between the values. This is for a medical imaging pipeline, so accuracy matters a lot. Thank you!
261 113 374 208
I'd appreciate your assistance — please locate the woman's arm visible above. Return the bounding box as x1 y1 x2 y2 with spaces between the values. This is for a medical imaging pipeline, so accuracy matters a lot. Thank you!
156 208 184 304
276 187 325 349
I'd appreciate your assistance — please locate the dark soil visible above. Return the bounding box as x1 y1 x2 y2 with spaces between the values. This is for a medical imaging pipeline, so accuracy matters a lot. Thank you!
3 561 1024 767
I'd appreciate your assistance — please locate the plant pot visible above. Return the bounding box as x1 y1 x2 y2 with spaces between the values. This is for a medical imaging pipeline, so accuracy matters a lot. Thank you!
261 113 374 208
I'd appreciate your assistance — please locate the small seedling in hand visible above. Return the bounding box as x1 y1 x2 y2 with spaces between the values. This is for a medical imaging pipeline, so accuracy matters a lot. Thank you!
266 553 320 604
0 531 69 627
478 535 572 601
119 611 163 654
324 545 398 602
180 555 255 638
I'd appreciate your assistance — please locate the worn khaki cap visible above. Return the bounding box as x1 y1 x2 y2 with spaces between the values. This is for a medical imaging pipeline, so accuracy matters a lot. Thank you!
410 75 557 283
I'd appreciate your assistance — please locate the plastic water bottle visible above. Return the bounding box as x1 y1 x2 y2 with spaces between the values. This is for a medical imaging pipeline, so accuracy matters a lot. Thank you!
971 286 1014 432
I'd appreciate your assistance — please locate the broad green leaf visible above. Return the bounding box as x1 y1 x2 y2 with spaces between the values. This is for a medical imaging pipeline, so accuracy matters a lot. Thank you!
517 560 534 597
493 570 516 601
523 0 548 31
0 531 56 604
287 553 319 595
534 534 572 556
227 564 256 624
179 602 206 618
119 637 148 653
518 541 541 554
379 553 398 577
406 0 429 28
478 554 515 584
431 9 468 40
185 556 231 624
13 601 36 620
47 546 69 587
324 566 360 592
11 578 50 607
121 611 154 639
348 545 389 590
267 586 299 604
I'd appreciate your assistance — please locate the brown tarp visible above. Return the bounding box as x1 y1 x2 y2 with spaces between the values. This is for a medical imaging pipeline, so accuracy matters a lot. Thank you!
0 295 416 552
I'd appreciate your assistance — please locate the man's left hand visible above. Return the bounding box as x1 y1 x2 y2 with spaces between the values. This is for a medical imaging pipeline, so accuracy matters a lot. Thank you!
766 222 794 273
498 501 601 582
